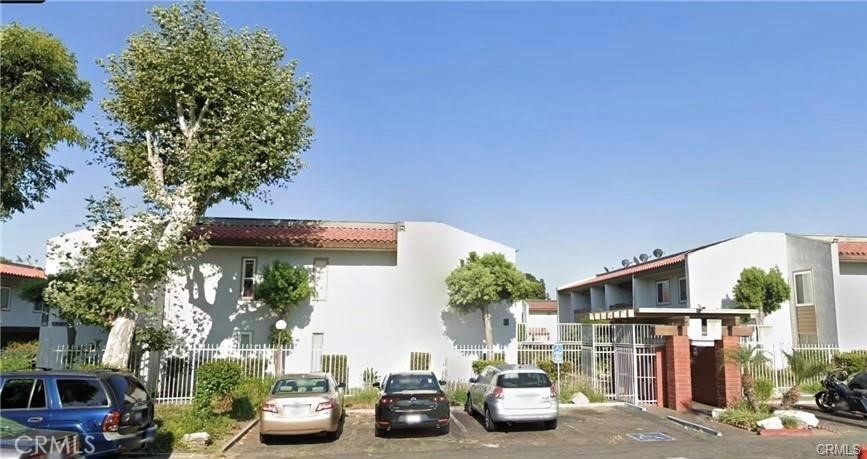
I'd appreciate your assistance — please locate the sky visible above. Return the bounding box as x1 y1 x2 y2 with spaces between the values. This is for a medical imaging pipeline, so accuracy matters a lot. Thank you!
2 1 866 295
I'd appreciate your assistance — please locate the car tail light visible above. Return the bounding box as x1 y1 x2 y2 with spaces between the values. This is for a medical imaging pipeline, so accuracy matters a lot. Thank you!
102 410 121 432
316 401 334 411
492 387 505 399
262 403 278 413
379 397 393 405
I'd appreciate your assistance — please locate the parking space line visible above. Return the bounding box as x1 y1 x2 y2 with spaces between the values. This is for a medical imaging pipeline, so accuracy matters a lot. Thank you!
564 423 578 431
450 412 468 434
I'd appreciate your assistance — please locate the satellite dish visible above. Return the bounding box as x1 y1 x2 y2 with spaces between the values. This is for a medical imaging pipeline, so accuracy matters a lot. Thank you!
621 259 630 267
639 253 650 262
653 248 664 258
633 256 640 264
603 267 610 273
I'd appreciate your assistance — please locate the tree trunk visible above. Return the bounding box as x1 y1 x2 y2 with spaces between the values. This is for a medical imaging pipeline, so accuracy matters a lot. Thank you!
66 325 77 348
781 385 800 409
482 304 494 352
102 317 136 369
742 372 758 412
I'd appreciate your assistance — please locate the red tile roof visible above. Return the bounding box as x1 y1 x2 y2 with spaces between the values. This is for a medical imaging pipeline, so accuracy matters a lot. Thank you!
559 254 687 292
0 262 46 280
527 300 558 313
193 218 398 250
839 241 867 262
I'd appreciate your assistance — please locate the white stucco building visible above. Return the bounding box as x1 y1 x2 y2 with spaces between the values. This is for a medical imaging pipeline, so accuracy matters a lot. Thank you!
40 218 523 384
557 233 867 350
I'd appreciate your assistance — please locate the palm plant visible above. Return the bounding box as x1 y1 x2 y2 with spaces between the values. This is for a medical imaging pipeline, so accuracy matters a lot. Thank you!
725 345 769 412
780 350 829 409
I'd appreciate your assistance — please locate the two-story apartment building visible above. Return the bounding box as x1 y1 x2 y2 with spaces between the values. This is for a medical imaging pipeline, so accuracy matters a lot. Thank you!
39 218 523 384
0 262 48 347
557 233 867 349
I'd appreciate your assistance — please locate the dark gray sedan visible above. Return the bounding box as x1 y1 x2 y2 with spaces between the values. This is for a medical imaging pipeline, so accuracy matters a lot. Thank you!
0 417 81 459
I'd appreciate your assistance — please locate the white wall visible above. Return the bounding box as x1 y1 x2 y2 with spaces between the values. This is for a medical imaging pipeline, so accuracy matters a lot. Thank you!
836 262 867 350
590 286 605 312
525 311 559 341
687 233 792 345
603 282 632 308
633 268 687 308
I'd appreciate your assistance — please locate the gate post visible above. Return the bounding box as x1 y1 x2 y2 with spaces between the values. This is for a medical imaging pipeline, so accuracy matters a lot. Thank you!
664 333 692 412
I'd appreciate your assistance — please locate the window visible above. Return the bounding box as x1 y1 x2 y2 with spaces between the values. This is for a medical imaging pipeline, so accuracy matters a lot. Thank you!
106 376 149 407
502 318 510 326
241 258 256 299
385 374 440 392
678 277 687 303
312 258 328 301
0 379 45 410
56 379 110 407
794 271 814 306
496 372 551 388
0 287 10 311
33 300 44 313
656 280 671 305
236 331 253 347
273 377 329 394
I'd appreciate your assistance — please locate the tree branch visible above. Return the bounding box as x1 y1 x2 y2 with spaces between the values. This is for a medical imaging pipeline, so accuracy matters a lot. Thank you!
144 131 171 207
175 99 189 137
188 98 210 141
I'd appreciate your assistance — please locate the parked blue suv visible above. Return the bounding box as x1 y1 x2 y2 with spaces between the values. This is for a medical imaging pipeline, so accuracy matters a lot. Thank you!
0 370 156 458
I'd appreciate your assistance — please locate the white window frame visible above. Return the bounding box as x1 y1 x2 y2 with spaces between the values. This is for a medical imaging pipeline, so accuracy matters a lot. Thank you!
656 280 671 305
312 258 329 301
793 270 815 306
236 331 253 347
0 287 10 311
241 257 257 299
678 277 687 304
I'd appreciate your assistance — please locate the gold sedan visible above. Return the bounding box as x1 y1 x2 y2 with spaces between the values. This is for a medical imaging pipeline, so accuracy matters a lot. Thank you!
259 373 345 443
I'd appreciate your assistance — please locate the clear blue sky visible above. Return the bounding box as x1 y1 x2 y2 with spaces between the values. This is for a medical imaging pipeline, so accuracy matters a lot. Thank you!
2 2 866 294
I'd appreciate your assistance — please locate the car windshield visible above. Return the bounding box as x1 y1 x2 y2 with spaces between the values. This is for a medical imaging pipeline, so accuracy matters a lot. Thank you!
0 417 29 440
385 374 440 393
272 378 329 394
497 372 551 388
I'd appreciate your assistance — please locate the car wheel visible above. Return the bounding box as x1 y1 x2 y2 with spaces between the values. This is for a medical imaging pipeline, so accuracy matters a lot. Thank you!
259 433 271 444
544 419 558 430
465 394 473 415
439 423 450 435
375 427 387 438
484 406 497 432
326 417 344 441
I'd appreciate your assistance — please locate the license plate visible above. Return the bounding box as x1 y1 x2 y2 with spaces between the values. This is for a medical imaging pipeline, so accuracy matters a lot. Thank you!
283 404 308 415
405 414 422 424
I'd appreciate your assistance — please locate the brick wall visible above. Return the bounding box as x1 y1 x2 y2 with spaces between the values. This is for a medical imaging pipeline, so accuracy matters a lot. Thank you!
664 335 692 412
715 335 742 408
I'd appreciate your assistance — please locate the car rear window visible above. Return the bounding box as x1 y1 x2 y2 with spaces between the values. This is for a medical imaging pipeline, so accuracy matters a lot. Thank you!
385 374 440 392
273 378 329 394
106 376 150 406
496 372 551 388
1 379 35 409
57 379 110 407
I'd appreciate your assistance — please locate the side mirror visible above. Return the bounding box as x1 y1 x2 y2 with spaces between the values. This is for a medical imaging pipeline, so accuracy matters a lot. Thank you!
468 378 477 384
438 380 447 386
372 381 381 388
338 383 346 390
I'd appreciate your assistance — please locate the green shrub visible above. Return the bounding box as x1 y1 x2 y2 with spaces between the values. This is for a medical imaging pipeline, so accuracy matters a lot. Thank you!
321 354 348 386
446 385 468 406
536 360 574 381
558 375 605 403
344 388 380 408
151 405 235 453
832 351 867 375
231 377 275 420
194 360 244 415
0 341 38 372
718 400 771 431
410 352 431 371
472 359 505 375
780 416 801 429
754 378 774 404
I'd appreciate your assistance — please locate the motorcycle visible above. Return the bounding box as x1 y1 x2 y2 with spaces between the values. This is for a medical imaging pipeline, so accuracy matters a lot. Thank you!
814 372 867 418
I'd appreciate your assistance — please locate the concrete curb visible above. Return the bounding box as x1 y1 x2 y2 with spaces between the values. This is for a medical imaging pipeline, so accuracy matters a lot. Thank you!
221 418 259 453
666 415 723 437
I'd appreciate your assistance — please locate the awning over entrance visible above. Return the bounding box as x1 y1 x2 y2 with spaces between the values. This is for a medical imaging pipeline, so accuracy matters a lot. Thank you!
580 307 758 324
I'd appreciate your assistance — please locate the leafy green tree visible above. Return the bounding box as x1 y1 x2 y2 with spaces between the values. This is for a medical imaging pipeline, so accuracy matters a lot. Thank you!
21 272 88 348
256 261 310 346
0 23 91 219
445 252 536 347
780 350 828 409
732 266 791 323
725 345 769 412
523 273 548 299
48 0 313 367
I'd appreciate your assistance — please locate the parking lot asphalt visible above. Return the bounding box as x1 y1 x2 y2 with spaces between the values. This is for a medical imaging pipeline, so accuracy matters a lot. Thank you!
224 406 867 459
